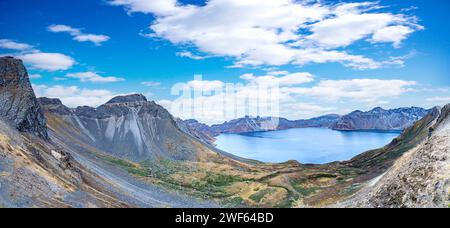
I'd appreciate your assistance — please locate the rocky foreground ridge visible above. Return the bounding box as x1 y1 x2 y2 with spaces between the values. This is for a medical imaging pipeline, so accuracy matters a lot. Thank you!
0 57 48 139
336 105 449 208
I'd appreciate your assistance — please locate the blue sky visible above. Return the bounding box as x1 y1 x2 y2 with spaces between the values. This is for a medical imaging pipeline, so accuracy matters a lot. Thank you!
1 0 449 123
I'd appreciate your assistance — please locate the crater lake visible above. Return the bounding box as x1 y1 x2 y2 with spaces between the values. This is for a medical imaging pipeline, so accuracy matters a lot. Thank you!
215 128 401 164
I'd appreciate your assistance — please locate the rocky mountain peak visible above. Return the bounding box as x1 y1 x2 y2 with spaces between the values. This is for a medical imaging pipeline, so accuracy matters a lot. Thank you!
371 107 385 112
38 97 72 116
0 57 48 139
38 97 63 106
106 94 148 104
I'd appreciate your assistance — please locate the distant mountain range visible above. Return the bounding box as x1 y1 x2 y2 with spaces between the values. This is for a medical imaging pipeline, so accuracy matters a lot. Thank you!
177 107 431 144
332 107 430 131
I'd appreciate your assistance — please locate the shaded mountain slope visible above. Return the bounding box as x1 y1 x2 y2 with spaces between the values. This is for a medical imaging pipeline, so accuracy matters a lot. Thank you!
336 104 449 208
39 96 212 162
333 107 429 131
0 57 128 207
0 57 48 139
0 57 216 208
176 118 217 145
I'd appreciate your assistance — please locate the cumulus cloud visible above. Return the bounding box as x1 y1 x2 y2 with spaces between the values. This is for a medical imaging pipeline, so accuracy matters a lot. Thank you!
18 52 75 71
0 39 34 50
287 79 417 103
185 77 225 91
48 24 110 45
0 38 76 71
371 25 417 48
241 72 314 86
176 51 208 60
33 84 119 108
66 72 125 83
109 0 422 69
109 0 182 16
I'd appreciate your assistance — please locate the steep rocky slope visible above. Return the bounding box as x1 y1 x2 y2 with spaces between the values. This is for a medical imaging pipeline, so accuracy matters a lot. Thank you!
0 57 215 208
333 107 429 131
0 57 127 207
176 119 217 145
336 105 449 208
39 95 211 162
0 57 48 139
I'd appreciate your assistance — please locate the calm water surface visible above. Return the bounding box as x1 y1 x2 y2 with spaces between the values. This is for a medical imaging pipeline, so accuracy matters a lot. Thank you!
215 128 400 164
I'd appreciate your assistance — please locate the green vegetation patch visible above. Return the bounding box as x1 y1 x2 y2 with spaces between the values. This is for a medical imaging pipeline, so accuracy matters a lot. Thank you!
102 156 151 177
293 185 320 197
249 188 277 203
190 173 248 194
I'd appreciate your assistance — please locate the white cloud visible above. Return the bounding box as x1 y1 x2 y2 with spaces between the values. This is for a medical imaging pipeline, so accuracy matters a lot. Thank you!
18 52 75 71
307 13 394 48
48 24 110 45
67 72 125 83
176 51 207 60
287 79 417 103
0 39 34 50
109 0 182 16
426 97 450 105
371 25 417 48
33 84 119 108
186 78 225 91
241 72 314 86
287 103 337 119
141 81 161 87
29 74 42 79
110 0 422 69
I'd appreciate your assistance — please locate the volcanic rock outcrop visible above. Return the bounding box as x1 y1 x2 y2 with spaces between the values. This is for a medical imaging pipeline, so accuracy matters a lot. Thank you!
0 57 48 139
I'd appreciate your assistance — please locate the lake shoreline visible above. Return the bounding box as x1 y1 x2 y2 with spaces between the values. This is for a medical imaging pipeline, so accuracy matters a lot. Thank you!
215 128 401 164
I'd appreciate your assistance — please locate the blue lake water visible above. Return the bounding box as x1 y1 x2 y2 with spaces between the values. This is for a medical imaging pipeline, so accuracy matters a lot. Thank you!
215 128 401 164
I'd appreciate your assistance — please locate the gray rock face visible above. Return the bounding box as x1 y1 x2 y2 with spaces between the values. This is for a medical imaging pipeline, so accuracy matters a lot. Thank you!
0 57 48 139
40 94 205 162
332 107 430 131
176 119 217 145
38 97 72 116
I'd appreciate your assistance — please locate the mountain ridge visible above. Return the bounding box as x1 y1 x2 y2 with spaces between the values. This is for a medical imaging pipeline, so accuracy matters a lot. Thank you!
0 57 48 140
332 106 430 131
176 106 430 144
